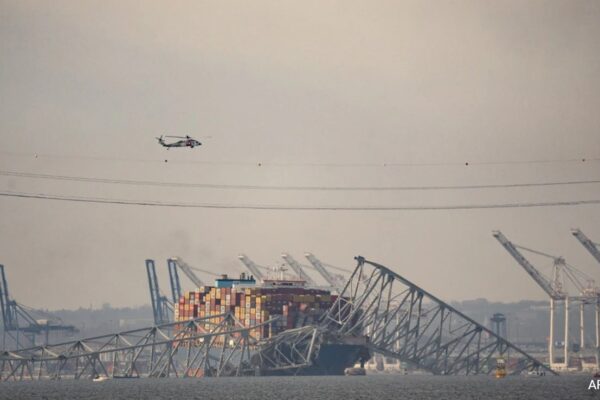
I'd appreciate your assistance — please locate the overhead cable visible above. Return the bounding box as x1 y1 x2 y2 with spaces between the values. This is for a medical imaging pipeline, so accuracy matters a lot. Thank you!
1 190 599 211
1 170 600 191
0 151 597 168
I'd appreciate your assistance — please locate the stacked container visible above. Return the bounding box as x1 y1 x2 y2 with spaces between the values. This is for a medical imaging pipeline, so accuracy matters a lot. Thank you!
176 284 336 341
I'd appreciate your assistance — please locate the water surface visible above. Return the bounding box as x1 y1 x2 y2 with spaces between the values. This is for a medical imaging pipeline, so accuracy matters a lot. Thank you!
0 374 597 400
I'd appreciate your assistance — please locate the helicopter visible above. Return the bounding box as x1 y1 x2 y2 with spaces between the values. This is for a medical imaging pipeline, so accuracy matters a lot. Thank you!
156 135 204 149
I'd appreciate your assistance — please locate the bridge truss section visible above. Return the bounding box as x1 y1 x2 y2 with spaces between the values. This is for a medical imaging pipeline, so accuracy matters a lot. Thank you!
0 312 273 381
322 256 557 376
251 325 320 374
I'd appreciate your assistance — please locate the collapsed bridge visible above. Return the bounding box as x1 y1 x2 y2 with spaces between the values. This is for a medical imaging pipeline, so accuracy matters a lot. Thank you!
321 256 555 376
0 256 555 381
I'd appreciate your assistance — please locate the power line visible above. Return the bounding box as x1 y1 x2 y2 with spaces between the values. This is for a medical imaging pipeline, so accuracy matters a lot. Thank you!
2 170 600 191
0 151 598 168
0 190 599 211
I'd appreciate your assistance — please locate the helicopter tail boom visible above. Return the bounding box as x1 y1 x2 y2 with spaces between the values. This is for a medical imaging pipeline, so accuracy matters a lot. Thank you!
156 136 167 146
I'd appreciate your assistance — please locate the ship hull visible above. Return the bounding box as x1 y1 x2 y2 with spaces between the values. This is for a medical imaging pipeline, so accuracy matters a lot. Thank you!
263 343 369 376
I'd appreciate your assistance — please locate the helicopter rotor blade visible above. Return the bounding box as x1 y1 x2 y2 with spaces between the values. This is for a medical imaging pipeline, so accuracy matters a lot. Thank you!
162 135 210 142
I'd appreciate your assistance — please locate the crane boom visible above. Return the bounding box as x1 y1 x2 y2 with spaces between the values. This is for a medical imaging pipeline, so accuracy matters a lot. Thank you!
304 253 338 289
145 259 171 325
280 254 316 285
167 259 182 304
0 265 15 330
237 254 265 281
572 229 600 265
492 231 565 300
0 265 36 331
1 264 78 349
169 257 205 288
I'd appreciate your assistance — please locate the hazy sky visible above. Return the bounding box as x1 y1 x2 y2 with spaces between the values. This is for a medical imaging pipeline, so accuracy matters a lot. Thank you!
1 1 599 309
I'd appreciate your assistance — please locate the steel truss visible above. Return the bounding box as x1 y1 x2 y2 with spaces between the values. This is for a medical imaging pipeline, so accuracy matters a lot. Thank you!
0 312 272 381
322 256 557 376
252 325 321 374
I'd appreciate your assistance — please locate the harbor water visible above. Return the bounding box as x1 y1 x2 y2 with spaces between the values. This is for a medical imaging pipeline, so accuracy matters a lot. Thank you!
0 374 597 400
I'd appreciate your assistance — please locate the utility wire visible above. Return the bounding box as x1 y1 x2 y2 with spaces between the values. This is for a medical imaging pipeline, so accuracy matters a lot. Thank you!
1 190 599 211
2 170 600 191
0 151 598 168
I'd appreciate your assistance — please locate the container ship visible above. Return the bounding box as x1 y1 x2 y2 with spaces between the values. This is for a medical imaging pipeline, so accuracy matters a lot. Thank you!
174 271 369 375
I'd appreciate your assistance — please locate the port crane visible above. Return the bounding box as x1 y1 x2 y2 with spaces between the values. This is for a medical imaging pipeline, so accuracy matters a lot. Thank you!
572 229 600 265
168 257 216 289
145 260 172 325
571 229 600 364
304 253 346 291
0 265 77 349
280 254 316 286
493 231 600 369
493 231 566 300
167 257 221 304
493 231 599 298
239 253 348 289
167 259 182 305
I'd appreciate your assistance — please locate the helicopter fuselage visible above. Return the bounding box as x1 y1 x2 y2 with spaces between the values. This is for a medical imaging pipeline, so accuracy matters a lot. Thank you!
158 137 202 148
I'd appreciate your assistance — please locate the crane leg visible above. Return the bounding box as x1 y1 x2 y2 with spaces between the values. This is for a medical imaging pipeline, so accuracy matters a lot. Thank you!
564 298 569 368
581 302 585 350
596 300 600 370
549 298 554 365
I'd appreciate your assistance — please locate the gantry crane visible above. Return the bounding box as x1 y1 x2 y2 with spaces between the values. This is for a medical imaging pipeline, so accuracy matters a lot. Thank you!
145 260 172 325
493 231 566 300
0 265 77 349
168 257 211 289
167 257 221 305
493 231 600 368
493 231 569 366
304 253 344 291
572 229 600 364
572 229 600 265
237 254 265 282
167 259 182 305
280 254 316 286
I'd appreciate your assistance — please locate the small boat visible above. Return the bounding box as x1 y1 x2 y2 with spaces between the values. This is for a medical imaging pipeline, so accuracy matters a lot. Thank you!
92 375 110 382
526 370 546 377
495 358 506 379
345 367 366 376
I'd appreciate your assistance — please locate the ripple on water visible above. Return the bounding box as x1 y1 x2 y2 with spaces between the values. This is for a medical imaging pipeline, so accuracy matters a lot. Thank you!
0 374 596 400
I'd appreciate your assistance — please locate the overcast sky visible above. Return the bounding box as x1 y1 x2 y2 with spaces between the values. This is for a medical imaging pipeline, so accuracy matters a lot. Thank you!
1 1 599 309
